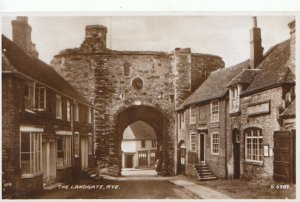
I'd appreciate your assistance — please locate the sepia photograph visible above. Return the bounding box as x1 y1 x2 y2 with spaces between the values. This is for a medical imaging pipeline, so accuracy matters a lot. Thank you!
1 14 296 199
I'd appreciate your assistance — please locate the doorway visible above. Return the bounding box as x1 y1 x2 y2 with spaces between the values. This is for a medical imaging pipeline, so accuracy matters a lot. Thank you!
42 140 56 184
81 136 89 170
199 133 205 162
232 129 240 179
125 154 134 168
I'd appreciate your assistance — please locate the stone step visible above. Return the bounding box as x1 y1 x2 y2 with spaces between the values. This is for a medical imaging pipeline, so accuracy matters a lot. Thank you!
198 176 217 181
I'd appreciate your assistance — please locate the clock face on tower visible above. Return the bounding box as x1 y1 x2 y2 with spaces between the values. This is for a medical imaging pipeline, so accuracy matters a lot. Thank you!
132 77 143 90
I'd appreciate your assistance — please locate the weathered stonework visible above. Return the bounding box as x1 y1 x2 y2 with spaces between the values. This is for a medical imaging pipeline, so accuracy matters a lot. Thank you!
51 25 224 176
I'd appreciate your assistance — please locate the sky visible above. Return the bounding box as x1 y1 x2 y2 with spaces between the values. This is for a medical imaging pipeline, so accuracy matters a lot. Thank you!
1 15 294 67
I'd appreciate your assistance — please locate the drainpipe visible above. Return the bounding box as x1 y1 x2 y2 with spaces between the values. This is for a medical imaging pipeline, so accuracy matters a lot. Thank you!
225 99 228 178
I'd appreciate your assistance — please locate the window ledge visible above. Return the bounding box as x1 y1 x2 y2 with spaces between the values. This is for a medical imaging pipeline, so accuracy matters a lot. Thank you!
57 166 72 170
25 109 36 114
243 160 263 166
229 111 241 116
21 172 43 179
211 153 220 156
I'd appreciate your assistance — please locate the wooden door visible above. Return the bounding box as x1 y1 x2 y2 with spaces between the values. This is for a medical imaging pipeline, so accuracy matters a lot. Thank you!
232 129 240 179
274 130 296 183
125 154 133 168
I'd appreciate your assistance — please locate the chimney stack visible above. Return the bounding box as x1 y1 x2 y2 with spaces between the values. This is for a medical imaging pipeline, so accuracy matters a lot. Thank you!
80 25 107 53
11 16 39 58
250 16 264 69
288 20 295 75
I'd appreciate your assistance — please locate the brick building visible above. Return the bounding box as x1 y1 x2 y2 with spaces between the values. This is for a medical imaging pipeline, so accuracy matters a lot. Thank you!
176 17 296 182
50 24 225 176
2 17 96 197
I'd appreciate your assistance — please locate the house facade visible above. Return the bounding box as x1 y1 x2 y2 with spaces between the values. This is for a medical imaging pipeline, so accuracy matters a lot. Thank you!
121 121 157 169
176 17 296 182
2 17 96 197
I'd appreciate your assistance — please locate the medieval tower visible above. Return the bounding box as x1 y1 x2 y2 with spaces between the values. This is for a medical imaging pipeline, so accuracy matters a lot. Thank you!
51 24 225 176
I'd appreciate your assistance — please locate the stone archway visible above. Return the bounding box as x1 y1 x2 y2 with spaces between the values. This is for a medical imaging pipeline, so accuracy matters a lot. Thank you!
97 104 173 176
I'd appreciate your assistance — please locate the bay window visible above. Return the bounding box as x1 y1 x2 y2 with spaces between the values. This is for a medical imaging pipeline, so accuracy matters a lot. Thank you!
245 128 263 163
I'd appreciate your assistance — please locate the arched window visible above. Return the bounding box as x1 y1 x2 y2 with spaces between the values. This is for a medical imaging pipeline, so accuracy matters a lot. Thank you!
244 128 263 162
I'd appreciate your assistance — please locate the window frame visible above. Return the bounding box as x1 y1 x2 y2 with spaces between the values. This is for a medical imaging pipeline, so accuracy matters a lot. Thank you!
211 133 220 155
88 107 92 124
229 85 240 113
20 131 42 176
244 128 263 163
66 100 71 121
24 81 35 112
56 135 72 168
190 133 196 151
211 100 219 123
74 102 79 122
189 106 196 125
56 95 63 119
151 139 157 147
88 133 93 155
35 86 46 111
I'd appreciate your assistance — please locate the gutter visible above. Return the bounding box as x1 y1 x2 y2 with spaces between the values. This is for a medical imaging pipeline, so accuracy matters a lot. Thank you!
224 98 228 179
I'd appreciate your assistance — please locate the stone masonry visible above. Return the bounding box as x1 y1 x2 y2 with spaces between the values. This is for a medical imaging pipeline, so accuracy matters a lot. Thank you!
51 25 225 176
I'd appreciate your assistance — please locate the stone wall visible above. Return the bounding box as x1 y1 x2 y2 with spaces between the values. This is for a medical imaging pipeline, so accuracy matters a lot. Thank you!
239 87 283 181
51 25 224 176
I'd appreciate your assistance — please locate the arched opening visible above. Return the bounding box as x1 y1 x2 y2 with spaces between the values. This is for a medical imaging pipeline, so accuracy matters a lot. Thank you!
121 121 158 176
232 128 240 179
115 105 169 177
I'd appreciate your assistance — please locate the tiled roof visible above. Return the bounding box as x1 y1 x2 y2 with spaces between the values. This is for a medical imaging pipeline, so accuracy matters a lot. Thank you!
281 100 295 118
241 40 293 96
226 69 259 88
178 60 249 109
178 39 294 110
123 121 156 140
2 35 91 105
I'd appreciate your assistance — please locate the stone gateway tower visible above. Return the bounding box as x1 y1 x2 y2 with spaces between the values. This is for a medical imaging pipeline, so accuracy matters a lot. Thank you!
51 24 225 176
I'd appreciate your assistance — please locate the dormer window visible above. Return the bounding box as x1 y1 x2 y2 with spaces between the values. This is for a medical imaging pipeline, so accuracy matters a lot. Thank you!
229 85 240 114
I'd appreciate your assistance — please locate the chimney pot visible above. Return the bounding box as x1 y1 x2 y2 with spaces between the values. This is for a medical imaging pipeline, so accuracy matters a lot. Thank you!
252 16 257 28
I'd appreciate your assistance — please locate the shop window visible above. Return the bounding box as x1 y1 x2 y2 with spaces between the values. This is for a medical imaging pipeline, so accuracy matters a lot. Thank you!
211 133 220 155
245 128 263 162
56 136 72 168
211 100 219 123
20 132 42 175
